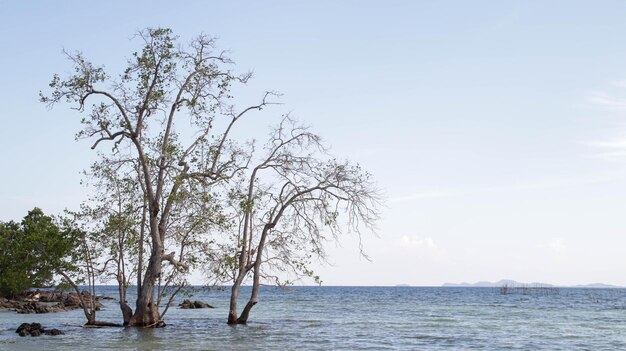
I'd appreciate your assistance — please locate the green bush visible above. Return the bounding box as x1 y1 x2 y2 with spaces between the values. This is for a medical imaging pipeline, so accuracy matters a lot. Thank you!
0 208 78 298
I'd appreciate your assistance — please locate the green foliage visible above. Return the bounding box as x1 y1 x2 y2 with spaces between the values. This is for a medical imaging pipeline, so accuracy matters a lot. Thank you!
0 208 80 298
239 200 254 214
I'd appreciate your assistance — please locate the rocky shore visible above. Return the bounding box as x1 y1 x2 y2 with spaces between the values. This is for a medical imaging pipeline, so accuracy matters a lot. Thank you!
0 290 104 314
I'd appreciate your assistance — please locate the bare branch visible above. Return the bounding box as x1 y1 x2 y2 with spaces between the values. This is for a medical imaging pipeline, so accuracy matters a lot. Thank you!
161 251 189 271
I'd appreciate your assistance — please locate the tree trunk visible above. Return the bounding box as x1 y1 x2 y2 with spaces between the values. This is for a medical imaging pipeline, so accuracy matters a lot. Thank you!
58 270 96 325
228 190 253 325
236 225 271 324
236 264 261 324
117 253 133 326
228 277 243 324
129 203 168 328
120 302 133 326
137 199 147 296
129 244 163 327
236 296 257 324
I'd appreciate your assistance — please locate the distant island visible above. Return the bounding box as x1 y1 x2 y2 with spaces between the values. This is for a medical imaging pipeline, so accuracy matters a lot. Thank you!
442 279 624 288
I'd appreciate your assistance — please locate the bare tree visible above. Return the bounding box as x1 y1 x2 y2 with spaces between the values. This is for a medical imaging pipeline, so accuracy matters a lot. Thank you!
41 28 274 327
213 117 381 324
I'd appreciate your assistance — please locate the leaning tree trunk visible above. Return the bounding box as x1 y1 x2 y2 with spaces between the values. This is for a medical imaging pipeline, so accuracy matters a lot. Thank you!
236 272 259 324
228 210 253 324
57 270 96 325
236 224 272 324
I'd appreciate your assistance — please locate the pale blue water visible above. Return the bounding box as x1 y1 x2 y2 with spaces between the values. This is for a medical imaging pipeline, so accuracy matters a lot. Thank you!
1 286 626 350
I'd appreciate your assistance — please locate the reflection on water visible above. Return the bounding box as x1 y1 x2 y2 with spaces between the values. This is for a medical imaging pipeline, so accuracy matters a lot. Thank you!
2 286 626 350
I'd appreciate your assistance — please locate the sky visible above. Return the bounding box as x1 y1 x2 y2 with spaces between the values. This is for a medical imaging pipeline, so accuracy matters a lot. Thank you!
2 1 626 286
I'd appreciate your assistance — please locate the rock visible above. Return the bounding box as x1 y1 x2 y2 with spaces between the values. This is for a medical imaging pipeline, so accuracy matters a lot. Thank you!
15 323 64 337
16 301 42 314
63 294 81 307
193 300 214 308
15 301 37 314
4 290 103 315
0 297 21 310
48 302 70 313
15 323 57 337
19 290 65 303
2 298 26 309
63 293 103 310
179 299 214 309
16 323 31 334
15 301 68 314
37 290 66 303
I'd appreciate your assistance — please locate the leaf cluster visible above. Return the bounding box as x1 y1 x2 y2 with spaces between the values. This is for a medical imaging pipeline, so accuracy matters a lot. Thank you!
0 208 81 298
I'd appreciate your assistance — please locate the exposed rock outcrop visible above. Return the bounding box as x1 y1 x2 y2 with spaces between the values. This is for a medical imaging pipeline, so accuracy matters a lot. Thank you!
1 290 104 314
179 299 214 309
16 323 65 337
15 301 68 314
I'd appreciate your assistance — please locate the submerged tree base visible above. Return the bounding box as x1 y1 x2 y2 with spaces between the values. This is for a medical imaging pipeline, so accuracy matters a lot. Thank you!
142 320 166 328
85 321 124 327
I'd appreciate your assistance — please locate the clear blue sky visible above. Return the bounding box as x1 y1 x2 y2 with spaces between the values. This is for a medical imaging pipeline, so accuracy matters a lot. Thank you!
2 1 626 286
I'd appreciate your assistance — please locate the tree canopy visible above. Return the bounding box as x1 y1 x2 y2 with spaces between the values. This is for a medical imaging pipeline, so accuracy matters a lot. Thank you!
0 208 79 298
40 27 381 326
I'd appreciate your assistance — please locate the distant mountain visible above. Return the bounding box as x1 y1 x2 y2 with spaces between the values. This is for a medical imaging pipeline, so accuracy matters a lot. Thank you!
442 280 622 288
572 283 623 289
442 279 531 288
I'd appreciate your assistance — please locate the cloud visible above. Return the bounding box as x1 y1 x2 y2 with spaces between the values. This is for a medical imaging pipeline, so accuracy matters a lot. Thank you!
400 235 438 250
394 235 447 263
389 190 455 203
588 140 626 149
390 174 623 204
583 82 626 160
538 237 567 257
612 80 626 88
548 238 566 254
585 139 626 161
587 91 626 111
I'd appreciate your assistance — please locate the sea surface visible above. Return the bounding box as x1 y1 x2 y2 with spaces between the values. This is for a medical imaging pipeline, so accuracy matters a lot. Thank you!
1 286 626 350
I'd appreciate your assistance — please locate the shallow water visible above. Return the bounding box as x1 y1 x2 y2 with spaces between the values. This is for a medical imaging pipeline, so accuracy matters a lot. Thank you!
1 286 626 350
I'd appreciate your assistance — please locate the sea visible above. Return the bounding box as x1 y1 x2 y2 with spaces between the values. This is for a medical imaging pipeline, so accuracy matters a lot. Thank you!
1 286 626 350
